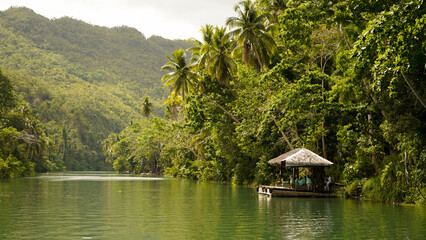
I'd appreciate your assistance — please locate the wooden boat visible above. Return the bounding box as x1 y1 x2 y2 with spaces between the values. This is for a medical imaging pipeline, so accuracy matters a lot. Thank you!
257 185 337 198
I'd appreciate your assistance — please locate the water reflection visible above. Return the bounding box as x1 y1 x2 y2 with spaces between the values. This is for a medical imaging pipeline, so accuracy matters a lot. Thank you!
258 195 426 239
28 172 167 181
0 174 425 239
258 195 334 239
36 175 166 181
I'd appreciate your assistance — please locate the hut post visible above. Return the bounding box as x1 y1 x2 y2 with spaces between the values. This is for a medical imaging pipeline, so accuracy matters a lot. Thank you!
282 161 286 184
293 168 296 190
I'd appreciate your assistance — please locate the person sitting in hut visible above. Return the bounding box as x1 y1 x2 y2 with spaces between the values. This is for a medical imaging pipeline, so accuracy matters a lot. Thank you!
306 176 312 190
298 177 304 186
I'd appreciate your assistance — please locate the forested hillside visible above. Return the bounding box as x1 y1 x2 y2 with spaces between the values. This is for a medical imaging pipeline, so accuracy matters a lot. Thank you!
104 0 425 204
1 1 424 204
0 7 190 171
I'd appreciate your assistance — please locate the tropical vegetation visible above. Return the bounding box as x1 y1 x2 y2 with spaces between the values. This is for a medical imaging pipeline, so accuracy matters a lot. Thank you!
104 0 425 204
1 1 425 204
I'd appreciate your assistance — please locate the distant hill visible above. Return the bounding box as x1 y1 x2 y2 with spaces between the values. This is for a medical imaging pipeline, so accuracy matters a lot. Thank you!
0 7 191 170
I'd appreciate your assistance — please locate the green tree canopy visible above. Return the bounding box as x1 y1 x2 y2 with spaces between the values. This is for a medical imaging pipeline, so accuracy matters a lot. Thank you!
226 0 277 71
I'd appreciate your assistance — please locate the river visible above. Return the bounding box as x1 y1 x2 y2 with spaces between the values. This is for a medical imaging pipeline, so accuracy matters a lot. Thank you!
0 172 424 239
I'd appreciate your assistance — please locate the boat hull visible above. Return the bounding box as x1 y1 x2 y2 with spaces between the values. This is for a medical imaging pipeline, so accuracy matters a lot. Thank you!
257 185 337 198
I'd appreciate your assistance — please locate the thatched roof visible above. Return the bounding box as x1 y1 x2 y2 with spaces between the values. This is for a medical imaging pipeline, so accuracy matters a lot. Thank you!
268 148 333 167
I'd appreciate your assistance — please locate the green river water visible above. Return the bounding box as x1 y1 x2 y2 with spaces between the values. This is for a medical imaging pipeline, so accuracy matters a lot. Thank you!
0 172 425 239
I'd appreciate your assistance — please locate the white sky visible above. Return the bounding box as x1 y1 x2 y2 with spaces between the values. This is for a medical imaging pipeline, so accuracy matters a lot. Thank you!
0 0 241 40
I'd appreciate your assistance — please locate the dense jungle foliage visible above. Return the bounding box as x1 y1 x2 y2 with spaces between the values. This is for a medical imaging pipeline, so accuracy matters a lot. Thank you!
1 0 424 204
0 7 190 171
0 69 52 177
104 0 425 204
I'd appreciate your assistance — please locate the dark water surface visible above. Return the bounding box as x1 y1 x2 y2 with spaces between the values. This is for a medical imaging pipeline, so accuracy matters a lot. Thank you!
0 172 425 239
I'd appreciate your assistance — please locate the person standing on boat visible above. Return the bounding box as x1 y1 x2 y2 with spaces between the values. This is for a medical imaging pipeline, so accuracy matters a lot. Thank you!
306 176 312 190
325 176 332 191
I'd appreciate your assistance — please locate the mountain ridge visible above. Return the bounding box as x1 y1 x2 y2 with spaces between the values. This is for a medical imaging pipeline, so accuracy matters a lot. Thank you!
0 6 191 170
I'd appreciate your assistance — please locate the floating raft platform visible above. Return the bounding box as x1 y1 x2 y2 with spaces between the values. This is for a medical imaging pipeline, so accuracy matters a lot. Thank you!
257 185 337 198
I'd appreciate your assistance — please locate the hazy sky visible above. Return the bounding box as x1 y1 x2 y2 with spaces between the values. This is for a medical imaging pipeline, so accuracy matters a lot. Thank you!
0 0 241 40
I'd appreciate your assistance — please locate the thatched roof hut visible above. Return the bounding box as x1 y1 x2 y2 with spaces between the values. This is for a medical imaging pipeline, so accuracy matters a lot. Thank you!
268 148 333 167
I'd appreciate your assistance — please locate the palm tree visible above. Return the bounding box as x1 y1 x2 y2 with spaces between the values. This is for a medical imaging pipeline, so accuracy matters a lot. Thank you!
189 26 240 96
226 0 277 72
259 0 287 24
161 49 241 124
140 96 154 117
161 49 197 101
208 26 239 92
187 24 215 70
